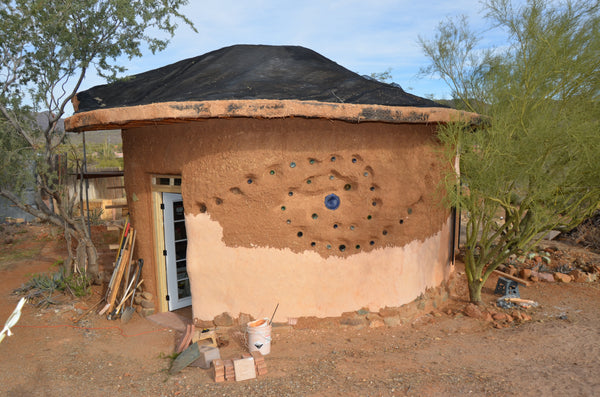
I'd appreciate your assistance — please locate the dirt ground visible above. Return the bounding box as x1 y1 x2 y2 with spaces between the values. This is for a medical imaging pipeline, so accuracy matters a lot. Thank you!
0 223 599 396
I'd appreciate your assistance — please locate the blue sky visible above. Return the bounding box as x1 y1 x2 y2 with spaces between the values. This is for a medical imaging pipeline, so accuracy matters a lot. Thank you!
77 0 505 108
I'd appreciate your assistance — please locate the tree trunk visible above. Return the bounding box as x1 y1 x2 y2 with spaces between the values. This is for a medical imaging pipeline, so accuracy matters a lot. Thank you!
63 225 99 282
468 278 484 304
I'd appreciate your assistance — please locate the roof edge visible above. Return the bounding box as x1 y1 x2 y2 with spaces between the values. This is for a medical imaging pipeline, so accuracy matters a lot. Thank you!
64 99 480 132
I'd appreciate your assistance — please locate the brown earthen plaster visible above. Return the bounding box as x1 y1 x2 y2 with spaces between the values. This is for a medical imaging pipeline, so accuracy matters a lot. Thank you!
65 99 480 132
120 117 454 312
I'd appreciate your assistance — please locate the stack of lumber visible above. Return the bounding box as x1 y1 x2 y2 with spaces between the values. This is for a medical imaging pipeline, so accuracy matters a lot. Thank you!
99 218 141 318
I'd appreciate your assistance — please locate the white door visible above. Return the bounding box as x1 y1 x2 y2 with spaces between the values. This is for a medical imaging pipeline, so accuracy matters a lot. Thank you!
163 193 192 310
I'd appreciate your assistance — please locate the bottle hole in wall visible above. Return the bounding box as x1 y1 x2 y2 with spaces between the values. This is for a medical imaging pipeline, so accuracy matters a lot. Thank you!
297 231 303 237
324 194 340 210
339 244 346 252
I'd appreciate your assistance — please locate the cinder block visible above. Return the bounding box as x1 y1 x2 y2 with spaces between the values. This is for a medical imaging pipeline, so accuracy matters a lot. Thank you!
192 345 221 369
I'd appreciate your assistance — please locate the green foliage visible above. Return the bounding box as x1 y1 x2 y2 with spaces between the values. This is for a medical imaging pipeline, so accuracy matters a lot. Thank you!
420 0 600 302
0 0 194 277
88 208 105 225
15 270 92 306
369 68 394 83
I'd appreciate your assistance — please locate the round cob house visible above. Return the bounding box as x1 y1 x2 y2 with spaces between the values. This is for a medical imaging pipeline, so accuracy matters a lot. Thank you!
65 44 476 322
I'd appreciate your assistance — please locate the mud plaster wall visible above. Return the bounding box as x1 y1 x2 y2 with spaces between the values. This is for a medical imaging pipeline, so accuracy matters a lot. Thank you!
121 118 454 320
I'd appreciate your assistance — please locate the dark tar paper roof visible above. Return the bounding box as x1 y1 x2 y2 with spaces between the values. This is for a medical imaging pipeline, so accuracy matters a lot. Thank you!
75 44 445 113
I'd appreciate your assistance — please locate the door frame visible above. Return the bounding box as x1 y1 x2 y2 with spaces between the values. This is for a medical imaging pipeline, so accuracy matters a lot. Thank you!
151 175 185 312
162 192 191 310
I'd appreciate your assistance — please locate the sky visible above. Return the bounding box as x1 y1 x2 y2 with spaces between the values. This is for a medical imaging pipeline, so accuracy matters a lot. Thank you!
75 0 506 112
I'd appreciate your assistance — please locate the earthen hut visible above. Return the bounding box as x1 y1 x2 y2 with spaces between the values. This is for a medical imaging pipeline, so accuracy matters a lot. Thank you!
65 45 476 322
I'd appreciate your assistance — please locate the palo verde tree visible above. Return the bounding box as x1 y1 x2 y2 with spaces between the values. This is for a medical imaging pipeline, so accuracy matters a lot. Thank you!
0 0 194 281
419 0 600 303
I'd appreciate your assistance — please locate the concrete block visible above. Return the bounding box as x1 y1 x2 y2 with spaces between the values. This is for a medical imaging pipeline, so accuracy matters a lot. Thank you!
192 345 221 369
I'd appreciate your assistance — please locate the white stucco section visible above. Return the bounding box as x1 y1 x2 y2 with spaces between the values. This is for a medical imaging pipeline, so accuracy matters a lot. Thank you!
186 213 453 322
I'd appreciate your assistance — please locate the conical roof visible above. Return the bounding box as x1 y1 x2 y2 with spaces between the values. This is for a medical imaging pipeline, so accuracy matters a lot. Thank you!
74 44 443 112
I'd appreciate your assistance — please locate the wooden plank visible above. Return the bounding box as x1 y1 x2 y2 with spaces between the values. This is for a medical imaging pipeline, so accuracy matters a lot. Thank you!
122 230 137 292
74 170 124 179
106 230 133 312
108 244 120 250
105 204 128 209
493 270 531 287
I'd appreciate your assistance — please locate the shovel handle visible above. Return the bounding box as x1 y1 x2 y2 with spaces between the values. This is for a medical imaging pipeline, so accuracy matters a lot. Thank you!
129 259 144 308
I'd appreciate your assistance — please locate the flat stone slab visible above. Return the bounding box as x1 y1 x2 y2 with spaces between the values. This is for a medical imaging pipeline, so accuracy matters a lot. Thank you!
146 311 192 333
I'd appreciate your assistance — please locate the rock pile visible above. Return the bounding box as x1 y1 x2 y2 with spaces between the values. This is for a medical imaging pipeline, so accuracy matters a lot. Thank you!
498 246 599 284
463 303 533 329
135 290 155 316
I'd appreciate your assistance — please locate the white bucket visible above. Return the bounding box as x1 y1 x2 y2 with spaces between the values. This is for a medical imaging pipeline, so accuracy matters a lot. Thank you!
246 318 272 355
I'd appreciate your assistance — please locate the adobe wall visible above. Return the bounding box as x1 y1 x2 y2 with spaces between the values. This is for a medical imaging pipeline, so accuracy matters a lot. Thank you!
121 117 454 320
